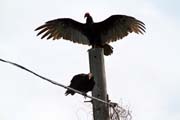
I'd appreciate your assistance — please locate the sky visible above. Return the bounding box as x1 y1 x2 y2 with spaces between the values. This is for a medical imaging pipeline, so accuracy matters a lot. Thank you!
0 0 180 120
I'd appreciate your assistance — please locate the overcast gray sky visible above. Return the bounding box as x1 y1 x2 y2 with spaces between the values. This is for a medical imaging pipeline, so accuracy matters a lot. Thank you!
0 0 180 120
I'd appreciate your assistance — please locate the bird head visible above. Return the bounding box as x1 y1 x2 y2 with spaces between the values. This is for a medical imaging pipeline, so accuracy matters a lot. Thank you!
88 73 93 80
84 12 93 24
84 12 90 18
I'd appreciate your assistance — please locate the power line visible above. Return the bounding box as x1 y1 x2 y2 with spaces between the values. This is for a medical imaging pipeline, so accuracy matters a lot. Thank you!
0 58 110 105
0 58 131 120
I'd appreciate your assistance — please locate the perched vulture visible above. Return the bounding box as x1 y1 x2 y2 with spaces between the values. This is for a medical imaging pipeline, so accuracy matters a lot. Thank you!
65 73 95 96
35 13 145 55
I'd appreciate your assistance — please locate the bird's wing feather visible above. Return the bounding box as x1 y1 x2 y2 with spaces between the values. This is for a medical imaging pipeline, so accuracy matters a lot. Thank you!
69 74 86 89
93 15 145 44
35 18 90 45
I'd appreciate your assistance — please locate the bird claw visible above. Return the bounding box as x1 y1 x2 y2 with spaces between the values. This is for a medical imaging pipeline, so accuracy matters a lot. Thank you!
82 92 87 99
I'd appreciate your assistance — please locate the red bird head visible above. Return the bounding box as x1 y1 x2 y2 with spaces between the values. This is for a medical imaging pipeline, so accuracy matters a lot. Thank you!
84 12 93 24
84 12 90 18
88 73 93 80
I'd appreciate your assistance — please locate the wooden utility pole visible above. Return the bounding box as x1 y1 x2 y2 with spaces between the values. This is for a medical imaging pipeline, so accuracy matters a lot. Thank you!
88 48 109 120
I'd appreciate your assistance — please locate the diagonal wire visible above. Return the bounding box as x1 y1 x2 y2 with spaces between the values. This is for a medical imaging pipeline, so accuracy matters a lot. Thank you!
0 58 132 120
0 58 110 105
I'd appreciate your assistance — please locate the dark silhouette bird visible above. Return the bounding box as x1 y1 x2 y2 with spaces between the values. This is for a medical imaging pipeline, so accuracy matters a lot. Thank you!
35 13 145 56
65 73 95 96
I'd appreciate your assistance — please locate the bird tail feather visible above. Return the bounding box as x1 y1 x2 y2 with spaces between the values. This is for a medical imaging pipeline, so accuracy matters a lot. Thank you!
103 44 113 56
65 89 75 96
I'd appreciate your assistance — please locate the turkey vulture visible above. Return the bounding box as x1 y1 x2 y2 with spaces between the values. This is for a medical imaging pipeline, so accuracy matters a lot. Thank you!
35 13 145 55
65 73 95 96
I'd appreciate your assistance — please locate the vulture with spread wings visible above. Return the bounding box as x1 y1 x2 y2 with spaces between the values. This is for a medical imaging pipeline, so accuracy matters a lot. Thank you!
35 13 145 55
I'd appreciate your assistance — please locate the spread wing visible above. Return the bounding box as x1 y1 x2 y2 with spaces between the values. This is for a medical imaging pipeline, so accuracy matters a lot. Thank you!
93 15 145 44
35 18 90 45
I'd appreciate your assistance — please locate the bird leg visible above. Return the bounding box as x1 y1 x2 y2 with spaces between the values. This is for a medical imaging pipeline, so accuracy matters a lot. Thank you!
92 44 95 48
82 92 88 99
